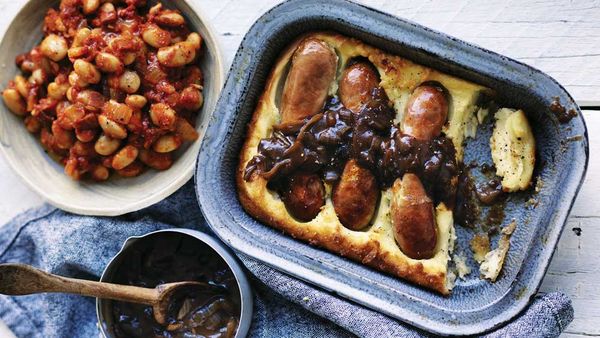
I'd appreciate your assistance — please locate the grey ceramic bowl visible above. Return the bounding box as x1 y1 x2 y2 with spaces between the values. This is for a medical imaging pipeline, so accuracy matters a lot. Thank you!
96 229 253 338
195 0 588 335
0 0 224 216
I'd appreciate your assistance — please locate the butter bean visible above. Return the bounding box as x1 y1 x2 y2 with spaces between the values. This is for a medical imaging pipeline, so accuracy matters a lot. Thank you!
95 134 121 156
112 145 139 170
152 134 181 153
98 114 127 139
2 88 26 115
82 0 100 15
142 24 171 48
74 59 101 84
95 52 123 73
40 34 68 61
118 70 140 93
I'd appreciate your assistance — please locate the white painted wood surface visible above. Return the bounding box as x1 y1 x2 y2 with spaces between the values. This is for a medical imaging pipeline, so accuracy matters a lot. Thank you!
0 0 598 336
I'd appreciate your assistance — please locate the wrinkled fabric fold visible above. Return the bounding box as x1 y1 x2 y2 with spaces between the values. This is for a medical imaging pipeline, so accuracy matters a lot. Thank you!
0 182 572 337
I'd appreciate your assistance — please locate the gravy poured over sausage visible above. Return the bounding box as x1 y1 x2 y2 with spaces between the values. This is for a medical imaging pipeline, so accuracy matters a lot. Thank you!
245 39 456 259
389 83 450 259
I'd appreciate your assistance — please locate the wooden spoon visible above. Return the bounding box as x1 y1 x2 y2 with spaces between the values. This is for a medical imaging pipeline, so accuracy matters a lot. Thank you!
0 263 223 326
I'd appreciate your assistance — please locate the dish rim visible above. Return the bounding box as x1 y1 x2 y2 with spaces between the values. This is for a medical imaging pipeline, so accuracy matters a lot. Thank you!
195 0 588 335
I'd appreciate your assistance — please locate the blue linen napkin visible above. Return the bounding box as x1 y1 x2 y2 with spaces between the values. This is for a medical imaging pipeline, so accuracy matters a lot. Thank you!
0 182 573 337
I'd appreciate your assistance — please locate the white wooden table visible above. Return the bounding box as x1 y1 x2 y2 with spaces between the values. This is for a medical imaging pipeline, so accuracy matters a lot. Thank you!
0 1 599 336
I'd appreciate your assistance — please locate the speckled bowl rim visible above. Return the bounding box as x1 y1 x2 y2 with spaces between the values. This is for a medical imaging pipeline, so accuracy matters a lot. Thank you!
96 228 253 338
0 0 225 216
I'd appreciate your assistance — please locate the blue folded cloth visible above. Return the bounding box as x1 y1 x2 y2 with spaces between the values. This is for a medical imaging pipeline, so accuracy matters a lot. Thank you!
0 182 573 337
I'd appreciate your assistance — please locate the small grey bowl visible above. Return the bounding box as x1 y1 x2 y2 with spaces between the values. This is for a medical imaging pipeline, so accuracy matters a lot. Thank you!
96 229 253 338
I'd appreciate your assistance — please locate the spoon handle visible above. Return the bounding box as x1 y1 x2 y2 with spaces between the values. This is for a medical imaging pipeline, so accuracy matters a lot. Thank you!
0 263 158 305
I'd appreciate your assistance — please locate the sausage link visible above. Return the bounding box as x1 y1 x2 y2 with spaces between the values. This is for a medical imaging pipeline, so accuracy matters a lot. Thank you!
332 159 378 230
390 173 437 259
332 62 380 230
338 61 379 114
278 38 334 220
281 172 325 222
403 84 448 140
280 38 337 124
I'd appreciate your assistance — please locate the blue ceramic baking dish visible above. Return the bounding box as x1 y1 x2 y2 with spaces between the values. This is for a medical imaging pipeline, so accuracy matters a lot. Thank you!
195 0 588 335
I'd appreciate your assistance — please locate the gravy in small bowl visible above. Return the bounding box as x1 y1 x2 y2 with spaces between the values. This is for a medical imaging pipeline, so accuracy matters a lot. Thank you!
97 229 252 338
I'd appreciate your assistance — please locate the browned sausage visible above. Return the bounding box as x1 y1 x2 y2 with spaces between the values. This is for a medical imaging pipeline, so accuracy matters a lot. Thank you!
278 38 334 219
338 61 379 114
403 85 448 140
332 159 379 230
332 62 380 230
281 172 325 222
280 38 338 124
390 173 437 259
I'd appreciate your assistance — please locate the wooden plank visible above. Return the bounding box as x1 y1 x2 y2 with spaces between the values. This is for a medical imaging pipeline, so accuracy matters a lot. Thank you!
351 0 600 105
541 217 600 336
569 111 600 217
196 0 600 104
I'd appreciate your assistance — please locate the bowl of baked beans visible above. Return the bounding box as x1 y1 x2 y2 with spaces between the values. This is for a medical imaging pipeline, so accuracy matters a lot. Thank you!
0 0 224 215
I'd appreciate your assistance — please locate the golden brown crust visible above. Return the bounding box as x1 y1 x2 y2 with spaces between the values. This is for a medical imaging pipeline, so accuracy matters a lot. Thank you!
236 32 491 295
236 177 449 294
